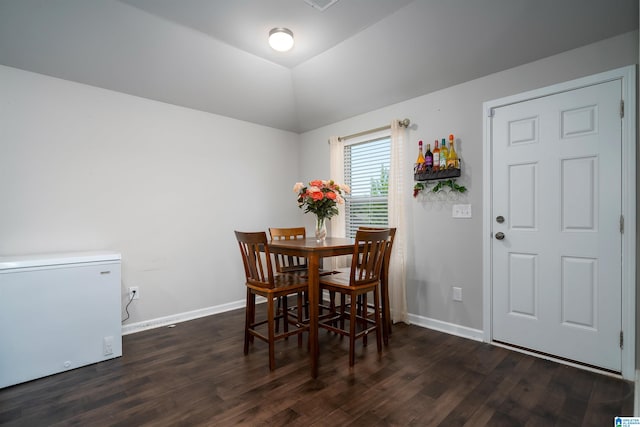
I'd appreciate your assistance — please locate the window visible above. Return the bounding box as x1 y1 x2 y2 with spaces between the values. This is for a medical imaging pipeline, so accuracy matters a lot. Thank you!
344 136 390 238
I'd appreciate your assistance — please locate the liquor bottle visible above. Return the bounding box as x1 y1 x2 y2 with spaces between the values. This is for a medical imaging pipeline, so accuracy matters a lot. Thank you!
432 140 440 172
415 140 425 172
416 140 426 163
425 143 433 171
439 138 448 170
446 134 459 169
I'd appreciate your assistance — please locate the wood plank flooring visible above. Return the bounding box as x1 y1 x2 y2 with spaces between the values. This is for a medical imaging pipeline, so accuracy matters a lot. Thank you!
0 307 634 426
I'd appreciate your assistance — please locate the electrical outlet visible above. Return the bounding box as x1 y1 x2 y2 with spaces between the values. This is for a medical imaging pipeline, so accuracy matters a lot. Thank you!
129 286 139 300
103 336 114 355
453 286 462 301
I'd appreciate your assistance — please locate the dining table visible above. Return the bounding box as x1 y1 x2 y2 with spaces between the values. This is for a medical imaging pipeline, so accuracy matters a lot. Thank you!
268 236 355 378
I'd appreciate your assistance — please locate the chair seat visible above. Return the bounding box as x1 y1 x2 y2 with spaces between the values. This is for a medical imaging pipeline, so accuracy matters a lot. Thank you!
248 273 308 294
321 267 349 279
319 270 377 290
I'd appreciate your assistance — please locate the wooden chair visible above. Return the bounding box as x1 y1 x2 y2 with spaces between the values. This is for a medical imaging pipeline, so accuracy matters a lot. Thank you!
329 226 396 345
318 228 390 366
268 227 308 274
234 230 309 371
358 226 396 345
269 227 308 328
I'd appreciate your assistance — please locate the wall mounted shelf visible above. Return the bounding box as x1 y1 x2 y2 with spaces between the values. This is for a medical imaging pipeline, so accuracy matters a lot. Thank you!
413 161 465 197
414 160 462 181
414 166 461 181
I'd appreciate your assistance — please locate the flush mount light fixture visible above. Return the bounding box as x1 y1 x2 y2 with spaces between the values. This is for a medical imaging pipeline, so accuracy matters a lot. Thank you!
268 28 294 52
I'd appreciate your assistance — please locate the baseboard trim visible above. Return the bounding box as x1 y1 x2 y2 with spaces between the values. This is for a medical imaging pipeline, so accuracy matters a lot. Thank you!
121 299 245 335
121 302 486 342
406 313 484 342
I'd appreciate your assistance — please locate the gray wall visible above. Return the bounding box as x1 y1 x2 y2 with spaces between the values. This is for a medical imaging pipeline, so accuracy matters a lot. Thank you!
299 31 638 333
0 65 302 325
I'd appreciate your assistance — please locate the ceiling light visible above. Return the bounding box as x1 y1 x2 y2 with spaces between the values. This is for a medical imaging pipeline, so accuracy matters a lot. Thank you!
268 28 294 52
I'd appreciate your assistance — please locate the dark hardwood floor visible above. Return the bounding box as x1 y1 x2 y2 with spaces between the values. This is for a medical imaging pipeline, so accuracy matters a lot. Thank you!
0 306 634 426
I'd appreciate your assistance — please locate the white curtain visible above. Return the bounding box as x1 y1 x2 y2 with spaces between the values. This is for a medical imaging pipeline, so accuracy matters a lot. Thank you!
389 120 408 324
329 136 347 270
329 136 345 238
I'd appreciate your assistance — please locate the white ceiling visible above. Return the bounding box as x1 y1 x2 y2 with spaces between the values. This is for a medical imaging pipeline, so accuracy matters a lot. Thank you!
121 0 416 68
0 0 637 133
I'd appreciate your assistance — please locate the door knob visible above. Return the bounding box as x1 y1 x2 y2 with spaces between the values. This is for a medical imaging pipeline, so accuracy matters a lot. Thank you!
495 232 505 240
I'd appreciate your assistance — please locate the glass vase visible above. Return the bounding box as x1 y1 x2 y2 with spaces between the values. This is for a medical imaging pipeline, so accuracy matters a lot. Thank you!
315 216 327 242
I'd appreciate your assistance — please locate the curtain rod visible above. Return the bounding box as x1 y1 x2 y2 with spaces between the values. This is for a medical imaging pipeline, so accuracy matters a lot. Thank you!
335 118 411 142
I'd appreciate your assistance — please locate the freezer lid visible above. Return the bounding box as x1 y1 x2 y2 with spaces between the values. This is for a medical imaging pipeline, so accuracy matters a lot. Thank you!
0 251 121 270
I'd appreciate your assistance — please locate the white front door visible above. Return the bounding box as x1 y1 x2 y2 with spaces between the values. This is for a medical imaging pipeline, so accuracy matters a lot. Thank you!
490 79 622 372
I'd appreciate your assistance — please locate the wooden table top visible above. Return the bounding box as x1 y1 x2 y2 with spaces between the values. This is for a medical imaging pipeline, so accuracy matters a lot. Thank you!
268 237 355 256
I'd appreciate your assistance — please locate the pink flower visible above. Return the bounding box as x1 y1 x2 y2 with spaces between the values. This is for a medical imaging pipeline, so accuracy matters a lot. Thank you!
293 182 304 193
293 179 349 220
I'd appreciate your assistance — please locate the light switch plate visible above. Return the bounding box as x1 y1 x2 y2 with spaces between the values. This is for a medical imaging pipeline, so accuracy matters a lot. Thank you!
452 204 472 218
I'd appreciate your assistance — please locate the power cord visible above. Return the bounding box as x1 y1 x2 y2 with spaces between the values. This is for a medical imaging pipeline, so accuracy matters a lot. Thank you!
121 289 136 323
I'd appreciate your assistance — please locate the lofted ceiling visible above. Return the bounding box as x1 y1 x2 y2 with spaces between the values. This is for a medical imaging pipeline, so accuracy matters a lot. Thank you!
120 0 417 69
0 0 637 133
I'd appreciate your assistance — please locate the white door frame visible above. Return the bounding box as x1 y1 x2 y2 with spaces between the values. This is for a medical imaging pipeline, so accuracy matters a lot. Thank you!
482 65 636 380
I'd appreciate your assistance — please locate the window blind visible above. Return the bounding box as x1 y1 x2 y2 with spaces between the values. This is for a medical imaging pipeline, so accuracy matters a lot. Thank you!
344 137 390 238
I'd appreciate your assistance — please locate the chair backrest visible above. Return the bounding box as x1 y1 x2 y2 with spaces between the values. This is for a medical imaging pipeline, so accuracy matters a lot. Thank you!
268 227 308 273
349 229 390 286
359 226 396 272
234 231 274 288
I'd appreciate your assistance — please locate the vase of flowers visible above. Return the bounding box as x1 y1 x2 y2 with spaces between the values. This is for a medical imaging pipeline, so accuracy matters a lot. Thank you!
294 180 350 242
315 216 327 242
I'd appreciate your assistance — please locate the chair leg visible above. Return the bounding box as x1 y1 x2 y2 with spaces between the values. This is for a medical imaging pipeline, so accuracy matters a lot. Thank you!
327 290 336 319
349 292 357 367
324 290 340 331
362 293 368 347
283 295 289 339
340 294 347 330
297 291 303 347
381 273 391 344
373 286 382 354
275 296 281 333
244 289 254 354
267 296 276 371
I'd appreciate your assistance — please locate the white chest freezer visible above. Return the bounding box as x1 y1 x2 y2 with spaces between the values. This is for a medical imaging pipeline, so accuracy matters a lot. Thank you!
0 251 122 388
